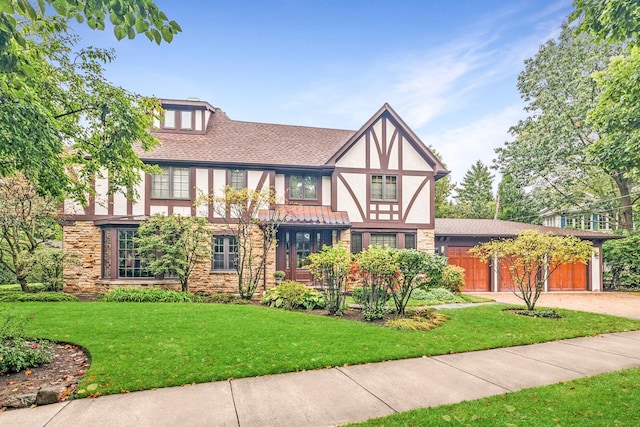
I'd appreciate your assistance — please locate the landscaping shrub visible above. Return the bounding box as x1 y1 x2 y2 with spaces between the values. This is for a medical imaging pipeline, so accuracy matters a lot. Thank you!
101 287 204 303
307 244 351 315
0 283 46 294
384 309 448 331
506 308 563 318
418 288 460 304
603 232 640 290
0 292 78 302
206 293 249 304
0 310 54 374
352 286 390 305
441 265 465 294
261 281 325 310
409 288 430 301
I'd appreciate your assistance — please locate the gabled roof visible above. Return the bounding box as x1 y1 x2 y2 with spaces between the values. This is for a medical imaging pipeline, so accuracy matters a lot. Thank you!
141 102 448 176
327 103 449 179
435 218 621 241
142 108 354 168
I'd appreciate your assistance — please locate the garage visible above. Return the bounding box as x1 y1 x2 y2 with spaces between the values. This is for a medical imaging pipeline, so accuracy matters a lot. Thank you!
548 262 588 291
435 218 613 293
447 246 490 292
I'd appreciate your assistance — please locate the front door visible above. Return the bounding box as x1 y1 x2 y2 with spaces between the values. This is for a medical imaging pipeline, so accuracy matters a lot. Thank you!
277 229 331 283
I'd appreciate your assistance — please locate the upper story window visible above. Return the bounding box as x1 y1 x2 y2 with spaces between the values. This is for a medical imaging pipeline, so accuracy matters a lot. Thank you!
180 111 192 130
371 175 397 201
152 166 190 199
164 110 176 128
289 175 317 200
230 169 245 190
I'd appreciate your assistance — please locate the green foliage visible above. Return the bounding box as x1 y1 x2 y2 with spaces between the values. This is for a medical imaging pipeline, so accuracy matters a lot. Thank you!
497 173 539 223
453 160 495 219
440 265 465 294
413 288 460 304
390 249 432 316
508 308 563 318
261 281 325 310
0 292 78 302
496 24 636 229
101 287 204 303
0 310 53 374
351 286 390 305
307 244 351 315
0 283 46 293
429 146 455 218
603 232 640 289
27 247 77 291
471 230 593 310
384 308 449 331
354 246 399 320
135 215 211 292
0 176 60 292
205 294 249 304
570 0 640 43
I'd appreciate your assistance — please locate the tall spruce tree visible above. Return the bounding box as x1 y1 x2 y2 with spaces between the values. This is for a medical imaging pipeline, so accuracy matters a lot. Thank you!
454 160 495 219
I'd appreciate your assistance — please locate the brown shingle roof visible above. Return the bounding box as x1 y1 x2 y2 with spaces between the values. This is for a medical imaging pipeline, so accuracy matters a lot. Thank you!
141 109 355 167
435 218 620 241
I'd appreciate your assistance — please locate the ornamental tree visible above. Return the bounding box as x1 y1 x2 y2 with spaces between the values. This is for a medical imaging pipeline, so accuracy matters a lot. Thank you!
0 175 59 292
470 230 592 310
135 214 211 293
391 249 440 317
353 245 399 321
307 244 351 315
209 187 287 299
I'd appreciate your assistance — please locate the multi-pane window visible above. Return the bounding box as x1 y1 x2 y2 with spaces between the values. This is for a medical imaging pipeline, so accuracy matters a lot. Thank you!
164 110 175 128
230 169 245 190
213 236 237 271
404 233 416 249
118 230 153 278
152 167 190 199
371 175 397 201
289 175 317 200
180 111 192 129
351 233 363 254
370 233 397 248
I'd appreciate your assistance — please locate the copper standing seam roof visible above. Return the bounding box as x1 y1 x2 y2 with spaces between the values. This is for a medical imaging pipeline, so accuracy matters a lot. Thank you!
434 218 621 240
259 205 351 228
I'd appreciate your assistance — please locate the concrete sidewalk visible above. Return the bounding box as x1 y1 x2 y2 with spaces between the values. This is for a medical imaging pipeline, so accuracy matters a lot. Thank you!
2 331 640 427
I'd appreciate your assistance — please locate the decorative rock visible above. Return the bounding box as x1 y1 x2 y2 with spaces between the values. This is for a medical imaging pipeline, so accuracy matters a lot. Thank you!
36 388 60 405
3 393 36 408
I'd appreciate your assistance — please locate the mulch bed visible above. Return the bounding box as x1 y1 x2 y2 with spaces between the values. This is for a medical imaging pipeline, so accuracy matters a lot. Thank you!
0 343 89 411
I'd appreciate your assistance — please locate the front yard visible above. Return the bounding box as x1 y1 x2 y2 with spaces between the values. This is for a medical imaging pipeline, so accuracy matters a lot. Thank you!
2 301 639 398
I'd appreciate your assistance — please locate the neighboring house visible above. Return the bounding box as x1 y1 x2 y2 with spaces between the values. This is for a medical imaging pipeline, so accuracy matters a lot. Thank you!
61 98 615 295
62 99 447 295
540 209 618 232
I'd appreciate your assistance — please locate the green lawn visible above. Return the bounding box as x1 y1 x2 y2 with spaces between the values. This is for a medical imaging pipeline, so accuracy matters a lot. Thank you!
350 367 640 426
2 302 638 398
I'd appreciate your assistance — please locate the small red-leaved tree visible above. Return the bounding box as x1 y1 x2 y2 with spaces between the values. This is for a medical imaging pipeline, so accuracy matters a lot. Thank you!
470 230 592 310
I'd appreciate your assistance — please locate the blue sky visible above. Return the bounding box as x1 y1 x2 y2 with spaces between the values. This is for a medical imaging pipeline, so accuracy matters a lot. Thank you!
72 0 574 186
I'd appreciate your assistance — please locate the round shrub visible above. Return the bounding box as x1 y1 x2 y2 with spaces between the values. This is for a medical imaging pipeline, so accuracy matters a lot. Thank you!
0 292 79 302
441 265 465 294
261 281 325 310
351 286 390 305
206 293 249 304
101 287 203 303
418 288 460 304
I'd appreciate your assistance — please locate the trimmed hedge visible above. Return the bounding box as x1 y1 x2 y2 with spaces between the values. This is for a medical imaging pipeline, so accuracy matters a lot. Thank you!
101 287 204 303
0 292 78 302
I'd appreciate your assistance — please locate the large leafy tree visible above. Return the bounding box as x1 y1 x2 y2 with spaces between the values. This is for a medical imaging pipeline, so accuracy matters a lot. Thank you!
135 215 211 293
453 160 495 219
0 1 180 201
495 25 638 229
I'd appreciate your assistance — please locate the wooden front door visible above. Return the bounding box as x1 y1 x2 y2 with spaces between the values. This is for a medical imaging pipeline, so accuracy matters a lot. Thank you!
277 229 331 284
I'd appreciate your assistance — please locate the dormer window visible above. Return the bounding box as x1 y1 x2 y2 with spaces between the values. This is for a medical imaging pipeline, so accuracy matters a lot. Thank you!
164 110 176 128
180 111 192 130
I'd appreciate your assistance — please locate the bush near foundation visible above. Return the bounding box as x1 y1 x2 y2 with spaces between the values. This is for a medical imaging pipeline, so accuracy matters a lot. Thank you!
261 281 325 310
101 287 204 303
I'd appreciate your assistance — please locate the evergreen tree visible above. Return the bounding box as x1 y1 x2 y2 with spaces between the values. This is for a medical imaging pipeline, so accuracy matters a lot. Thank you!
497 173 540 223
454 161 495 219
429 146 455 218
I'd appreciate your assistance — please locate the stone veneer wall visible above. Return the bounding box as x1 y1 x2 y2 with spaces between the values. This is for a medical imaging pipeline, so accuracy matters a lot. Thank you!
63 221 276 298
417 228 436 253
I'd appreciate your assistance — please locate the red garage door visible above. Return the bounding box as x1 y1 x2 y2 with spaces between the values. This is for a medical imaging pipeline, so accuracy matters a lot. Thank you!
448 247 490 292
548 262 588 291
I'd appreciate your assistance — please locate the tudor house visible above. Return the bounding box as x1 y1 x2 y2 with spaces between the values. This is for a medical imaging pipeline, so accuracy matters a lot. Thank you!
62 99 448 295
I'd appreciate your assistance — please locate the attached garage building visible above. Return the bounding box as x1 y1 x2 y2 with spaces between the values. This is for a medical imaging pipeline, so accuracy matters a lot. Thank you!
434 218 618 293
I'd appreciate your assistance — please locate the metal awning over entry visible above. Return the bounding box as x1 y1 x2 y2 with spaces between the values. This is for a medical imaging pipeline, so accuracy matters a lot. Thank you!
260 205 350 228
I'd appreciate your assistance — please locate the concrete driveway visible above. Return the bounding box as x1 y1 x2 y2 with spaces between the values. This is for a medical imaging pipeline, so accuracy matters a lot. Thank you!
474 292 640 320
